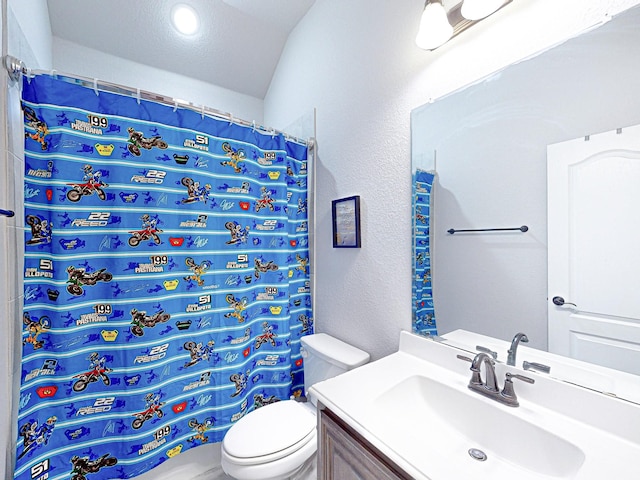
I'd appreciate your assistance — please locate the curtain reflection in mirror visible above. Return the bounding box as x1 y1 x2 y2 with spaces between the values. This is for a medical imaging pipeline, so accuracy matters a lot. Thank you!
413 169 437 336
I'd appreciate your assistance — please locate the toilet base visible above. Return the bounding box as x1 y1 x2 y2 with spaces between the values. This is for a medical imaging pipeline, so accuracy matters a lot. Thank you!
292 454 316 480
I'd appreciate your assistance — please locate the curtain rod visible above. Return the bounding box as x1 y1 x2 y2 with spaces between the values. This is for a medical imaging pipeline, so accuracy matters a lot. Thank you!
3 55 312 148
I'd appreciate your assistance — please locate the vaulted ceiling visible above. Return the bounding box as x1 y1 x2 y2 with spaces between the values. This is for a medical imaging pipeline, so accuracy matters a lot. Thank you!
46 0 316 99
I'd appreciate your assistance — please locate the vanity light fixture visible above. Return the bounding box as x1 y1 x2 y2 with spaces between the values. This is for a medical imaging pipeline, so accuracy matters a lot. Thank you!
171 3 200 36
415 1 453 50
416 0 512 50
461 0 507 20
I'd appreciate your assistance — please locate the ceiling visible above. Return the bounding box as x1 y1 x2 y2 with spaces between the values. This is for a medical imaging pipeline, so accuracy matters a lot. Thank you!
46 0 316 99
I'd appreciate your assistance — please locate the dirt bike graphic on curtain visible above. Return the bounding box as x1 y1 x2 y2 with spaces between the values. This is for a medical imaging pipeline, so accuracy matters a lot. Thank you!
66 164 108 202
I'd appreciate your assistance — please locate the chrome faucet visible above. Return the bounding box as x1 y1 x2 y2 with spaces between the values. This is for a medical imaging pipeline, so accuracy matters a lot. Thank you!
469 352 499 393
457 352 535 407
507 332 529 366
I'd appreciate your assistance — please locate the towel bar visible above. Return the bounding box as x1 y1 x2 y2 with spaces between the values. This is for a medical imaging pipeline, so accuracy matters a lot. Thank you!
447 225 528 234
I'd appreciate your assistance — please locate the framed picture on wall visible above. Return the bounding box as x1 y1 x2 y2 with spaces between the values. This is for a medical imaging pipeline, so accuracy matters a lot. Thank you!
332 195 361 248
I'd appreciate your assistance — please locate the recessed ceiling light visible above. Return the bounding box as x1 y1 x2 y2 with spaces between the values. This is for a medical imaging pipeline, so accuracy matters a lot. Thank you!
171 4 200 36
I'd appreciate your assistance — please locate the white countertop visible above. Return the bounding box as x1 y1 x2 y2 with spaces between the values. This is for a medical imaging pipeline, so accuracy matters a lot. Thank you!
310 331 640 480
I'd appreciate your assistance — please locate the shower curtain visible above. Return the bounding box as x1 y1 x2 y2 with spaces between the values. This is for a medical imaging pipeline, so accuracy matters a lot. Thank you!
412 169 436 336
16 74 312 480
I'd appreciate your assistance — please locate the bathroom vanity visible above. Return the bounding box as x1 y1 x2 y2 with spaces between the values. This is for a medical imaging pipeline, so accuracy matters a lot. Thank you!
310 330 640 480
318 406 411 480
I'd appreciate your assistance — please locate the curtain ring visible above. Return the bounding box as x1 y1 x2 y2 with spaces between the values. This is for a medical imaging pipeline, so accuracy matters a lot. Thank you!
173 100 178 113
136 88 141 104
50 69 57 78
201 105 205 119
252 120 256 132
93 78 99 96
228 114 233 126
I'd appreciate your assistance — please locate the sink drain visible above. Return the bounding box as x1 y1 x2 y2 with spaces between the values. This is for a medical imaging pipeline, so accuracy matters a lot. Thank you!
468 448 487 462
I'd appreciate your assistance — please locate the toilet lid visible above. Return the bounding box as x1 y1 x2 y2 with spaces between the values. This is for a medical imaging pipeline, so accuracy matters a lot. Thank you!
224 400 316 459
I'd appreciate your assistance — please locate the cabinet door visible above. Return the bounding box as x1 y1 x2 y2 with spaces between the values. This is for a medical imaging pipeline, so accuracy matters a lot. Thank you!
318 408 411 480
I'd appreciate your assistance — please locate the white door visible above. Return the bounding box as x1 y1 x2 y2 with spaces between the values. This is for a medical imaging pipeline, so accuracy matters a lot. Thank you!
547 124 640 375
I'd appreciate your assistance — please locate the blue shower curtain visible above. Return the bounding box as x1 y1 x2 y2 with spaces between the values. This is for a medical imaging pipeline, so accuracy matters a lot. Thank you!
16 74 312 480
413 169 436 336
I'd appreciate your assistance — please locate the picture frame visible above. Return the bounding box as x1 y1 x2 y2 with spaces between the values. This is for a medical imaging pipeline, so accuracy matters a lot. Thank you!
332 195 361 248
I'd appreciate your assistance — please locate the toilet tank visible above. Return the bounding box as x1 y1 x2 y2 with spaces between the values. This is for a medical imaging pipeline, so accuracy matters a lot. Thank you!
300 333 370 399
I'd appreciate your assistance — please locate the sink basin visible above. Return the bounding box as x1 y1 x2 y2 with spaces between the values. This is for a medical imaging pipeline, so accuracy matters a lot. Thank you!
310 331 640 480
374 375 585 478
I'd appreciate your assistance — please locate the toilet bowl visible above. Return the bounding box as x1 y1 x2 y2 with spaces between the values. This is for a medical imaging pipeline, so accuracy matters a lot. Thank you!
221 333 370 480
221 400 317 480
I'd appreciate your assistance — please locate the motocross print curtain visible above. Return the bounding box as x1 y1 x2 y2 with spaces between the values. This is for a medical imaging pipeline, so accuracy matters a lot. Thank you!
16 74 312 480
412 169 437 336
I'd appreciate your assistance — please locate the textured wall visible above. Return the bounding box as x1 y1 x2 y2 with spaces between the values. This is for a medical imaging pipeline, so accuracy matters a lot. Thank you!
6 0 52 69
266 0 422 360
51 38 265 125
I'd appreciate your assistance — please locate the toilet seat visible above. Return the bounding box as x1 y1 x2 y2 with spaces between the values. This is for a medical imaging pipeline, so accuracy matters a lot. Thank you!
223 429 316 466
223 400 316 464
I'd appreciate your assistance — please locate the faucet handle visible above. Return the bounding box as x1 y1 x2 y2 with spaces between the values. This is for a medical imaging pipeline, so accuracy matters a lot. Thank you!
500 372 535 407
456 354 484 386
507 372 535 384
475 345 498 359
522 361 551 374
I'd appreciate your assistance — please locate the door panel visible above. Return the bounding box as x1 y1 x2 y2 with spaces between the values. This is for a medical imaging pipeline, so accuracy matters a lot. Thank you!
560 313 640 372
548 125 640 375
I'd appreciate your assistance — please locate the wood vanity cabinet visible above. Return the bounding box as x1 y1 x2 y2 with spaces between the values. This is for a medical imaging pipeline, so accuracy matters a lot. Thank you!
318 406 413 480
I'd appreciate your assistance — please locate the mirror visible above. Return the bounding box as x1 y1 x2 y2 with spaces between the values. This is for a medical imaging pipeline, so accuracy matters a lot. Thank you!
411 5 640 403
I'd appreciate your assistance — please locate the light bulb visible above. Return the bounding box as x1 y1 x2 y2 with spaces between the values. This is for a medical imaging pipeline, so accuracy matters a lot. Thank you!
415 1 453 50
171 4 200 36
461 0 505 21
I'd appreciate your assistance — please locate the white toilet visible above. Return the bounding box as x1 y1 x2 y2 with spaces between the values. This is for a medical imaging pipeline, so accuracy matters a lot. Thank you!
221 333 370 480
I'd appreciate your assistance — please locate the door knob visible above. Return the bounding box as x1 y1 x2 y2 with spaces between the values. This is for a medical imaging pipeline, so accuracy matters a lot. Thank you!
552 296 577 307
